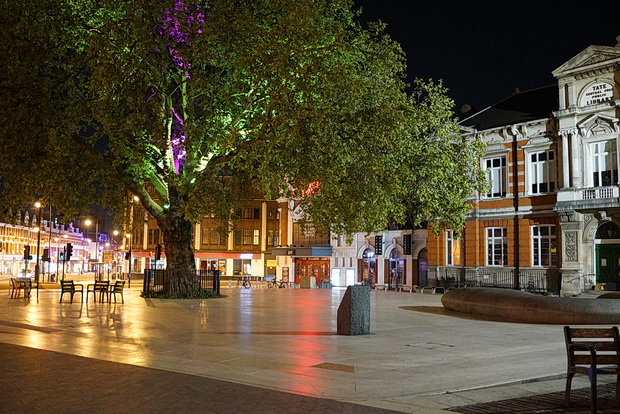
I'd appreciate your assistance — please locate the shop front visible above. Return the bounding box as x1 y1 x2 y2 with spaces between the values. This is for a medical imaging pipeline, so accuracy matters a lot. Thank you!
272 246 333 286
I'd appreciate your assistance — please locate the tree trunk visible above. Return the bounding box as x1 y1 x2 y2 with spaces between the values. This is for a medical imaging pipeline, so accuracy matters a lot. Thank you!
157 212 198 295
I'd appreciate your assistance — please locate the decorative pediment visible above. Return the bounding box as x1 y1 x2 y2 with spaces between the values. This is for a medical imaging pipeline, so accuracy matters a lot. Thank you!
576 113 620 138
552 46 620 78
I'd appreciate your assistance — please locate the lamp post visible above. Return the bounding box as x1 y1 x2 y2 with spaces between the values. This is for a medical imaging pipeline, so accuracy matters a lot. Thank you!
62 234 68 280
34 201 42 284
54 237 59 281
85 217 100 277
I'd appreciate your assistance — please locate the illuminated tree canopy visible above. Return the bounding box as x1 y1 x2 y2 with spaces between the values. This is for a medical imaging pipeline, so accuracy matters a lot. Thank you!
0 0 484 295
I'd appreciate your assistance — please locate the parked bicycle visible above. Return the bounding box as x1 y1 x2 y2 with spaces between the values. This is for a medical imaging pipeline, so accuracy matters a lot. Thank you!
266 278 287 289
236 277 252 289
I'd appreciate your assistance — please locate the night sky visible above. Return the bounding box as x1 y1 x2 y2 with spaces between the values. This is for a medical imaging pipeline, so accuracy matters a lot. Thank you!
354 0 620 115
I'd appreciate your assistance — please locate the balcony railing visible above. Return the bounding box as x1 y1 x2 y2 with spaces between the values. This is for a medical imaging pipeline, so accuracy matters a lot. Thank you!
581 186 618 200
557 185 619 204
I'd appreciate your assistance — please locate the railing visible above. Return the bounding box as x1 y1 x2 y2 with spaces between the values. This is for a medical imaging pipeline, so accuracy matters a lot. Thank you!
557 185 619 203
143 269 220 297
582 186 618 200
428 267 561 294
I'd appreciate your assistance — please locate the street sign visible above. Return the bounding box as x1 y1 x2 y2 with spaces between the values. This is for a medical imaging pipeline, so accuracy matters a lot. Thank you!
102 252 115 263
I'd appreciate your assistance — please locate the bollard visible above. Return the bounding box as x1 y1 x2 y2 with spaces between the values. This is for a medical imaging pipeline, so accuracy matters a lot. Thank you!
337 285 370 335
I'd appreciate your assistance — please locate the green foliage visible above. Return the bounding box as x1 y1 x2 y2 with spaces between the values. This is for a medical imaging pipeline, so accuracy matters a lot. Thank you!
0 0 484 254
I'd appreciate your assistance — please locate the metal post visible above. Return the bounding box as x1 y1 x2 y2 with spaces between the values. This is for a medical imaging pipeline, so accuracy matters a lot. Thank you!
62 247 66 281
35 204 42 285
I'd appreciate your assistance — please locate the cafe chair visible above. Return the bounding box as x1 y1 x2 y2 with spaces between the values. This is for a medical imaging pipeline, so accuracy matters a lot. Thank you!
59 280 83 303
86 280 110 303
10 277 30 298
109 280 125 304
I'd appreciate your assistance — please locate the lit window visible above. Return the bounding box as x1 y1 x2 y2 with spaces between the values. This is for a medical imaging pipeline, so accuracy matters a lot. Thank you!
532 225 557 267
486 227 507 266
591 141 618 187
484 156 507 197
446 230 461 266
529 150 555 194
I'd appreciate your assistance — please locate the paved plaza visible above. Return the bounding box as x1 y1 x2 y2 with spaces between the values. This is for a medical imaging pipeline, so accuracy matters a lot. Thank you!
0 279 611 413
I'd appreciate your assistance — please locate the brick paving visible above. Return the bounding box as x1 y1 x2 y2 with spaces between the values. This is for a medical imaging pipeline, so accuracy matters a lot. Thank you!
448 383 620 414
0 342 401 414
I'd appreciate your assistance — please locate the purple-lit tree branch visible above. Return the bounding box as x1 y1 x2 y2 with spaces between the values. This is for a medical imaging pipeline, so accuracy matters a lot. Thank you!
159 1 206 174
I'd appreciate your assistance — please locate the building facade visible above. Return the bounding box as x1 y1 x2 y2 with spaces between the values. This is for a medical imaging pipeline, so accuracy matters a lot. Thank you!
427 35 620 296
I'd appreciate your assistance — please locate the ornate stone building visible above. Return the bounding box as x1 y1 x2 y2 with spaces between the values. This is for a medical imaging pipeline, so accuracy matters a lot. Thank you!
427 35 620 296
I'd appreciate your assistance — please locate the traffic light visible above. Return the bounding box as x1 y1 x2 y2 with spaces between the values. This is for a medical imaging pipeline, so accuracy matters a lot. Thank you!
59 251 65 261
43 248 50 261
23 245 32 260
155 244 162 261
66 243 73 260
125 252 131 260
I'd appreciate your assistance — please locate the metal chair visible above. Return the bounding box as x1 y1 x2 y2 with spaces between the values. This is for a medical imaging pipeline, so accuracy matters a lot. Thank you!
109 280 125 303
10 277 31 298
86 280 110 303
59 280 83 303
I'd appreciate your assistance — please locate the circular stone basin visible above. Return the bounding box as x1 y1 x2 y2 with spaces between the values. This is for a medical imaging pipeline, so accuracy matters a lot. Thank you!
441 287 620 324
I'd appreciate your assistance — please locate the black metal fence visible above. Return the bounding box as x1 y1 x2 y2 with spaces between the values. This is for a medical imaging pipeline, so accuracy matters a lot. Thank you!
427 268 561 294
143 269 221 297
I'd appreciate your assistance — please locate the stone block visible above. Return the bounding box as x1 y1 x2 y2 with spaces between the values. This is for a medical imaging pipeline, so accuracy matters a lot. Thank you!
300 276 316 289
337 285 370 335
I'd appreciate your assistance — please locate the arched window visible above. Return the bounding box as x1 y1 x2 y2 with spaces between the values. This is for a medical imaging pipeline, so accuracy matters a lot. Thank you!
596 222 620 239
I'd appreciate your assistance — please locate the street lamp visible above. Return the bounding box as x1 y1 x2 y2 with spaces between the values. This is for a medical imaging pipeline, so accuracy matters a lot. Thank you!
34 201 42 285
54 237 59 280
126 233 132 274
85 217 100 277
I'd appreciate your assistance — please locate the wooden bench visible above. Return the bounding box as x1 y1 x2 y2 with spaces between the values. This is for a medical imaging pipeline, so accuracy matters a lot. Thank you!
564 326 620 413
399 285 412 293
374 284 386 291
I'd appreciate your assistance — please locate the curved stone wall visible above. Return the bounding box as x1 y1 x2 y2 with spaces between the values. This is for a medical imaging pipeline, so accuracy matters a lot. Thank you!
441 288 620 324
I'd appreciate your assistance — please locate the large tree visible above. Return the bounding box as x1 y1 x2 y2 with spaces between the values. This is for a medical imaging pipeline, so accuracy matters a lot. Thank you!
0 0 484 296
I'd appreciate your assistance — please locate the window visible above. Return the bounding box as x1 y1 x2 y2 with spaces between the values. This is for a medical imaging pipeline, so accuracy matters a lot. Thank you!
591 141 618 187
209 230 219 245
485 156 507 197
532 225 557 267
254 208 260 219
446 230 461 266
201 228 209 245
486 227 507 266
268 230 276 246
243 229 253 245
242 208 253 219
233 259 251 275
529 150 555 194
234 229 242 245
147 229 160 245
253 229 260 245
